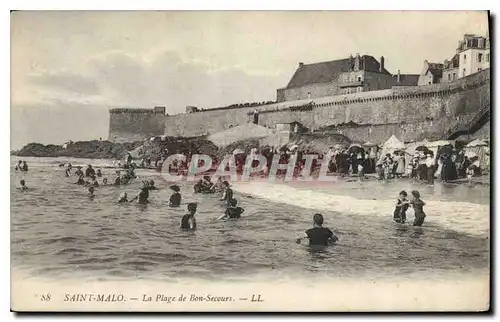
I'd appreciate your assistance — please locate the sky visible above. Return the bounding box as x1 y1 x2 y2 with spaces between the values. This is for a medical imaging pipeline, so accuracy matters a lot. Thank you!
10 11 489 149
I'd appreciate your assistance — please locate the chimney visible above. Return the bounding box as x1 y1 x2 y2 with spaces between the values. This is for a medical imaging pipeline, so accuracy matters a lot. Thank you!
354 53 360 71
397 70 401 83
348 55 354 71
380 56 385 73
298 62 304 68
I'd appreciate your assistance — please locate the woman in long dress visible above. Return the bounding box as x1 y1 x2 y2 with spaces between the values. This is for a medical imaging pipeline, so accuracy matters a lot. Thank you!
395 153 405 177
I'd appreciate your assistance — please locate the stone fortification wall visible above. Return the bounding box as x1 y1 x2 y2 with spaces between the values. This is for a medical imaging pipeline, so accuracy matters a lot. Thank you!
163 69 489 144
108 108 166 143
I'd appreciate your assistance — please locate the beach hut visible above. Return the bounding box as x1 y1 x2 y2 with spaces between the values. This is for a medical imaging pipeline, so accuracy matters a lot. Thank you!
465 139 489 170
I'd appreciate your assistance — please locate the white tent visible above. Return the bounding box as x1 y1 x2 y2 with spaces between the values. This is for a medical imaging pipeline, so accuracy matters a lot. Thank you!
208 123 275 148
465 139 489 170
377 135 405 164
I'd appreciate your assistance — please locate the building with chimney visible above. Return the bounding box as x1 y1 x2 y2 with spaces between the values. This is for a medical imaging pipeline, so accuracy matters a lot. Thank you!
418 61 444 86
276 54 394 102
456 33 490 78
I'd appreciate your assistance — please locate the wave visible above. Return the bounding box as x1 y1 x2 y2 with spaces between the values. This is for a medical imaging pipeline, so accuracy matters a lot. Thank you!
232 182 489 236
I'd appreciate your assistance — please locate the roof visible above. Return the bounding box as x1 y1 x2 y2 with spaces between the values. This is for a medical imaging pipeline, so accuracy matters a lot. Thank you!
425 62 444 78
444 54 460 69
286 55 391 89
392 74 419 86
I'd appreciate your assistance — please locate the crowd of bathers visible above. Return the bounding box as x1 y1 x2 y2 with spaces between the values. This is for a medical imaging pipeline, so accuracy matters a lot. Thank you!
14 157 429 246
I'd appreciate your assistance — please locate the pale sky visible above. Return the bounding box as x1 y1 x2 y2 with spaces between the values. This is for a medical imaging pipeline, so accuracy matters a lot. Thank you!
10 11 489 149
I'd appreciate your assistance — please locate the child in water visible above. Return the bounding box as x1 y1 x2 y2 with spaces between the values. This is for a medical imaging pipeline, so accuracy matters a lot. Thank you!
17 179 28 191
117 192 128 203
218 199 245 220
393 190 409 224
410 190 426 227
88 187 95 198
180 203 197 230
169 185 181 207
296 213 339 246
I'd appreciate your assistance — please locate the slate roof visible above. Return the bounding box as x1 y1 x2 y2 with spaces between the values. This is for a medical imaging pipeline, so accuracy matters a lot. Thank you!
286 55 391 89
426 62 444 78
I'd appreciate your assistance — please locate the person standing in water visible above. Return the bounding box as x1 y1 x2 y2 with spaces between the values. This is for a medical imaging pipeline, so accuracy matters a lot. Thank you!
129 186 150 205
410 190 426 227
218 199 245 220
296 214 338 246
65 163 73 177
96 169 102 177
17 180 28 191
85 164 95 177
113 170 122 186
180 203 197 230
169 185 181 207
22 161 28 172
15 160 22 171
425 154 435 186
193 179 203 193
220 181 233 205
393 191 409 224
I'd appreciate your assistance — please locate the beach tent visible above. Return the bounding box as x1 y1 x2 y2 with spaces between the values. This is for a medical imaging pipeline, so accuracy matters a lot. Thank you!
424 140 455 160
208 123 275 148
465 139 489 170
377 135 405 164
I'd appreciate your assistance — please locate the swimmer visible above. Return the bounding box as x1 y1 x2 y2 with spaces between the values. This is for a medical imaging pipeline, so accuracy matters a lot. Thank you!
74 166 84 178
17 179 28 191
217 199 244 220
22 161 28 172
129 186 150 205
410 190 426 227
88 186 95 198
220 181 233 205
202 175 215 193
180 203 197 230
117 192 128 203
74 175 86 185
148 180 159 190
88 175 99 187
296 213 338 246
102 177 108 185
85 164 95 177
169 185 181 207
393 190 409 224
193 179 203 194
96 169 102 177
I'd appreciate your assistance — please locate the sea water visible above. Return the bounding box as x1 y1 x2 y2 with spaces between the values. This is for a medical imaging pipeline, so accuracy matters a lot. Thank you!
11 157 490 283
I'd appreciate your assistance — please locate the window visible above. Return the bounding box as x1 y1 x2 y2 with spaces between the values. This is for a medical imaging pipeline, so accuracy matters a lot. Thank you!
478 68 482 72
463 68 466 76
357 76 362 82
448 74 451 81
487 53 490 62
453 73 456 80
464 54 467 62
478 53 483 62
